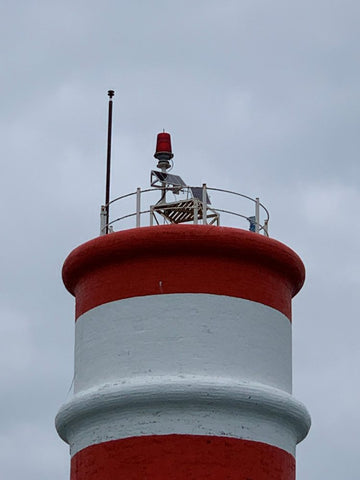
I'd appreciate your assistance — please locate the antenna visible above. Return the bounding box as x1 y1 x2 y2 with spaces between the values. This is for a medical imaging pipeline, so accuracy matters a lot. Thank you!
105 89 115 234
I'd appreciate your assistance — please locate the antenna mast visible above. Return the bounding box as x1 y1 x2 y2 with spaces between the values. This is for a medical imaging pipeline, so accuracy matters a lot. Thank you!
105 89 115 234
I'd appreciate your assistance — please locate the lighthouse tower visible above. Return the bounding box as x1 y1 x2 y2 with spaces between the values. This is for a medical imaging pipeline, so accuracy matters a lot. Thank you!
56 130 310 479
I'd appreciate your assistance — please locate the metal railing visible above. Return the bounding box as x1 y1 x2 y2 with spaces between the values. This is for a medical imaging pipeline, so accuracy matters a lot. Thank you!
100 184 270 236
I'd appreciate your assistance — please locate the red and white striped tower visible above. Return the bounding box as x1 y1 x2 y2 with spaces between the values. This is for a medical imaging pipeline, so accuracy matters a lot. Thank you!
56 134 310 479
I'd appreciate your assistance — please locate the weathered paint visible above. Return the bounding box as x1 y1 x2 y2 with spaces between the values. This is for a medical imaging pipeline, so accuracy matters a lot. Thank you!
56 378 310 457
74 294 292 394
62 225 305 320
70 435 295 480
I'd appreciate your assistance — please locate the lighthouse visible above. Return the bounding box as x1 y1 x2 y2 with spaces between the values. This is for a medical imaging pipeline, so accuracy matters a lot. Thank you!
56 128 310 479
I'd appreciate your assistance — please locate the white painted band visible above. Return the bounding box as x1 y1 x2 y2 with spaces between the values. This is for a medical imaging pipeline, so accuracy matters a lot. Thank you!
56 377 311 457
74 294 292 394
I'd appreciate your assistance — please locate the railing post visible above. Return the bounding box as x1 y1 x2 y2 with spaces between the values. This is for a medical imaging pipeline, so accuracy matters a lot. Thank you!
194 201 199 224
136 187 141 228
100 205 107 235
202 183 207 225
255 197 260 233
264 219 269 236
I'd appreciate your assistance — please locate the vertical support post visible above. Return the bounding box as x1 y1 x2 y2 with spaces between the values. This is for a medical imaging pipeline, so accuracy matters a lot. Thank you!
194 201 198 224
255 197 260 233
264 219 269 236
100 205 107 235
202 183 207 225
105 90 115 234
150 209 154 226
136 188 141 228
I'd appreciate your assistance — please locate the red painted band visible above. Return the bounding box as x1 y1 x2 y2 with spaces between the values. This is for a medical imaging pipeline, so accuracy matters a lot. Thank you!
63 225 305 320
71 434 295 480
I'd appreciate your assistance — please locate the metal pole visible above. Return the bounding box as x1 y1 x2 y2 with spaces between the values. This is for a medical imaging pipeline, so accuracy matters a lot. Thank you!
194 201 198 224
105 90 115 234
202 183 207 225
264 219 269 236
255 197 260 233
100 205 107 235
136 187 141 228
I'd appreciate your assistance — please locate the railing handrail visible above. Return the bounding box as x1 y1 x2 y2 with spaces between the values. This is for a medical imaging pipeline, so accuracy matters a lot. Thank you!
205 187 270 221
107 186 269 219
108 188 156 206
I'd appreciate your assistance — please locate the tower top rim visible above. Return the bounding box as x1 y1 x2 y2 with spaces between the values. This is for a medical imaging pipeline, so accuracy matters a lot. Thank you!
63 224 305 303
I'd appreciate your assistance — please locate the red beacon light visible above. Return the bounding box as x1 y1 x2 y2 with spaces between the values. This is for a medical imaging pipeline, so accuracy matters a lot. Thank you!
154 131 173 171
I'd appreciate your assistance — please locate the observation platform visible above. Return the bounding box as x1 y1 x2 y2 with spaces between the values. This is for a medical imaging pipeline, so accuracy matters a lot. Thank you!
100 184 269 236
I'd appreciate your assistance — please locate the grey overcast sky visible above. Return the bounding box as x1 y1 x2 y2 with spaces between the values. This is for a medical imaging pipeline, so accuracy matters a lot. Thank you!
1 1 359 478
